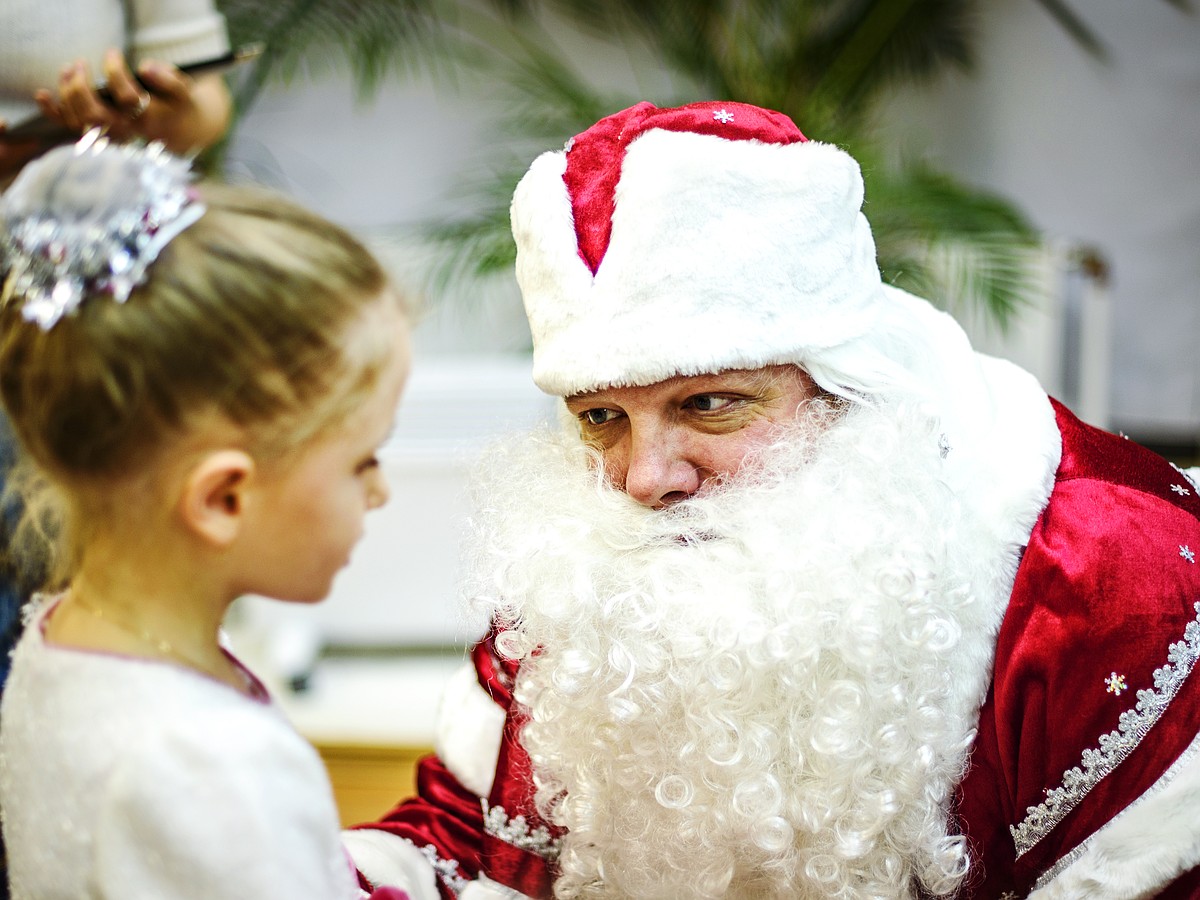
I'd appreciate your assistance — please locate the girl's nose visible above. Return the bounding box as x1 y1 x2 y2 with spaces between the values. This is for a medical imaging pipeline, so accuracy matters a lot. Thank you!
366 468 390 510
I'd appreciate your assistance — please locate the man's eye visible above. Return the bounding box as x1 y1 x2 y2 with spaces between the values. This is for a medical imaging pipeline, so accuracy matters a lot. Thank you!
581 408 618 426
689 394 735 412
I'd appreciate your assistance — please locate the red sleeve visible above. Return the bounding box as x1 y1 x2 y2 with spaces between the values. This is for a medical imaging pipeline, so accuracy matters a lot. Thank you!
356 755 485 898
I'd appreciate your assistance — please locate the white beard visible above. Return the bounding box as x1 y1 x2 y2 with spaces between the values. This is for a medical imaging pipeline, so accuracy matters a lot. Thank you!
464 399 1008 899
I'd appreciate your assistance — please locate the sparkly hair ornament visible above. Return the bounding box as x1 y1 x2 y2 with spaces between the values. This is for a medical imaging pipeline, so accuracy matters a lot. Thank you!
0 130 206 330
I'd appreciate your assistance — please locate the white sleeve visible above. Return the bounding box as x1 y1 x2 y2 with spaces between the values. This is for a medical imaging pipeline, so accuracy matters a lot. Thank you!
91 705 361 899
460 874 537 899
130 0 230 64
436 660 507 797
1029 735 1200 898
341 830 441 900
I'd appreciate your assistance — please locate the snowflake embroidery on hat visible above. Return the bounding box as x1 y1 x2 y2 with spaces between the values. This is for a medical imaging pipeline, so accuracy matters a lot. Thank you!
1105 672 1127 696
1171 483 1191 496
1181 545 1195 563
712 108 735 124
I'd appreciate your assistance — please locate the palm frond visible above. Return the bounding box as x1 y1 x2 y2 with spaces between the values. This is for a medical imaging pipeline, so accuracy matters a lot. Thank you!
1028 0 1111 61
494 24 627 141
864 163 1039 328
411 0 1042 331
217 0 463 110
807 0 976 116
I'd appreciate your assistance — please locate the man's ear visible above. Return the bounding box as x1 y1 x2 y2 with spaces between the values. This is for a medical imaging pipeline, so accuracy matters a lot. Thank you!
179 450 256 547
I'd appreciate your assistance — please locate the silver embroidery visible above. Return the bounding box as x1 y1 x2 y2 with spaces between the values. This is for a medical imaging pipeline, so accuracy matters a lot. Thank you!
1181 545 1196 564
1104 672 1127 696
482 800 562 860
1171 462 1200 493
1171 483 1191 497
417 842 470 896
712 108 735 124
1032 728 1200 891
1010 601 1200 858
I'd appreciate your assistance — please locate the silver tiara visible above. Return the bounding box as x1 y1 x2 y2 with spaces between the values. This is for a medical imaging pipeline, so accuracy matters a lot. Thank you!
0 130 206 330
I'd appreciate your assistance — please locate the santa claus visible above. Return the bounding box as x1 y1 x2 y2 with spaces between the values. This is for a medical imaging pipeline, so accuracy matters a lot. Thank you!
344 101 1200 899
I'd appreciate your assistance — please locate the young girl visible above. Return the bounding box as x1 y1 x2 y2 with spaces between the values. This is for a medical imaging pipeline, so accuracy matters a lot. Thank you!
0 132 411 898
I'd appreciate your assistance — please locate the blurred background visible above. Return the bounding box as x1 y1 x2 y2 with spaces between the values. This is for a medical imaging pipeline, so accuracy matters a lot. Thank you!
203 0 1198 820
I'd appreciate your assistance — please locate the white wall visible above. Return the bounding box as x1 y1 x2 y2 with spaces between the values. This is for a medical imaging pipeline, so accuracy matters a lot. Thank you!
882 0 1200 439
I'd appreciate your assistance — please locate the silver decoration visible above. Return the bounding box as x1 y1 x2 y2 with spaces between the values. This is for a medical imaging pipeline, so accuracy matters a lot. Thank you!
1171 462 1200 495
1030 728 1200 892
415 840 470 895
482 800 562 861
1104 672 1127 696
1010 601 1200 858
0 129 205 330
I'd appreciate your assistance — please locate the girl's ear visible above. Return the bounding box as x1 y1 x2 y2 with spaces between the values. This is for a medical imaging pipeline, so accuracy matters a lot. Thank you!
179 450 256 547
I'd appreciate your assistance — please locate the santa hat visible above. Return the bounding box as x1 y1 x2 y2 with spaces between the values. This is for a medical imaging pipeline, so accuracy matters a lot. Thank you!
510 100 887 397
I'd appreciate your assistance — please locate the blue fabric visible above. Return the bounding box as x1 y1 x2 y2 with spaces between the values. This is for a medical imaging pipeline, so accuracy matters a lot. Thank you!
0 415 19 899
0 416 23 692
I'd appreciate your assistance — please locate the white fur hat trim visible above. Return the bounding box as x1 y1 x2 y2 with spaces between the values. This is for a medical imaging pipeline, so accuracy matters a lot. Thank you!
511 103 886 397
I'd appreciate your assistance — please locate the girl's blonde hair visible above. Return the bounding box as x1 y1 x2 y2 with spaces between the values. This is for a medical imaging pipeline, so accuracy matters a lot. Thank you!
0 180 400 586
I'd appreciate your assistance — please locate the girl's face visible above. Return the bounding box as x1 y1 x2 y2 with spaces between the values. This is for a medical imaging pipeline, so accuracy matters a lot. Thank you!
239 301 411 603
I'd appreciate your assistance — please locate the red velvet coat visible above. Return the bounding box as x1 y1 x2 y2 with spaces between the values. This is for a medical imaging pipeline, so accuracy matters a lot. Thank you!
954 402 1200 897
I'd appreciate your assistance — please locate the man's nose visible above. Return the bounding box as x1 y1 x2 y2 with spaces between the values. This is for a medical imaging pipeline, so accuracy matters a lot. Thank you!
620 427 704 508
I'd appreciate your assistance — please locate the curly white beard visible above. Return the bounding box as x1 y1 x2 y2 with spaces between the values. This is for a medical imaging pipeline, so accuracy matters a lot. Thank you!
465 399 1007 899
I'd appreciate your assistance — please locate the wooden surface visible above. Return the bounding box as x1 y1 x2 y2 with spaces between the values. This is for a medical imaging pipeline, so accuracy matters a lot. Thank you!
315 741 430 827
